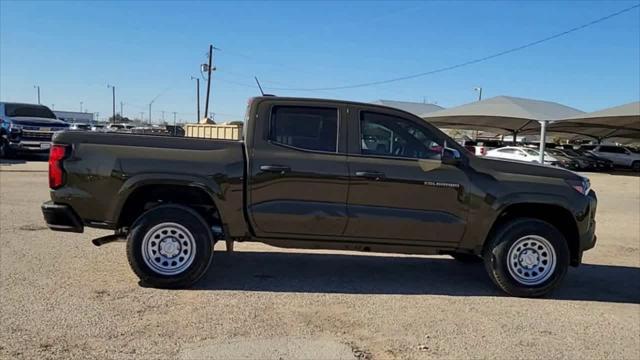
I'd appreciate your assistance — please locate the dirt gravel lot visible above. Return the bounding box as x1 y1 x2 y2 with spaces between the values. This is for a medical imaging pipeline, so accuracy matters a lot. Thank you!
1 158 639 359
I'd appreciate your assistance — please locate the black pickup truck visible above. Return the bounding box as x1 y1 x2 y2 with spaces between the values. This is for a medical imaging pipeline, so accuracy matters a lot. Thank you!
42 97 597 297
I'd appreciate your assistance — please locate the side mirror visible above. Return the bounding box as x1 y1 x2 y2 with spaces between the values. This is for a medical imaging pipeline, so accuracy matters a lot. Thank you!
442 147 462 166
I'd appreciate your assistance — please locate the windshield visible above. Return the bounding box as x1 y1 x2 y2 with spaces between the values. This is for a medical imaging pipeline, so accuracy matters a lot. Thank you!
5 104 57 119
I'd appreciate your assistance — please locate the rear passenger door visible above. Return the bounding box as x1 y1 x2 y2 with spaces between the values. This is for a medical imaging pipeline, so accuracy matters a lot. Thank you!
247 100 350 238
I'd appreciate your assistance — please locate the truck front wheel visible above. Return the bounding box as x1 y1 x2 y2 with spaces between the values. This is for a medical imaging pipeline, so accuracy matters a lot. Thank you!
483 218 569 297
126 204 214 288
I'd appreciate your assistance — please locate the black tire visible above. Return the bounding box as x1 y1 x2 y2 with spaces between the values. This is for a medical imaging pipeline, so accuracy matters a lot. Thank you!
450 252 483 263
632 161 640 172
483 218 569 297
126 204 214 288
0 138 14 159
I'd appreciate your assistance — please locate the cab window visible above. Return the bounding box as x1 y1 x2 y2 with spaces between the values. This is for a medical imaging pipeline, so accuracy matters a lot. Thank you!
360 111 442 160
269 106 338 152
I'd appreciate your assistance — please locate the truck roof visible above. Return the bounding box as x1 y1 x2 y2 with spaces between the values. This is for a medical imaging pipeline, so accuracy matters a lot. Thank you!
249 96 426 119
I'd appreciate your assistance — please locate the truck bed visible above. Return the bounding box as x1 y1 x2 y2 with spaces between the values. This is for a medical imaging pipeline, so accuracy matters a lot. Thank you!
51 130 246 236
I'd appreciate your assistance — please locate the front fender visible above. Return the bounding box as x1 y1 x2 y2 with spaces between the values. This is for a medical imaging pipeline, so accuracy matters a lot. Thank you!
459 190 583 253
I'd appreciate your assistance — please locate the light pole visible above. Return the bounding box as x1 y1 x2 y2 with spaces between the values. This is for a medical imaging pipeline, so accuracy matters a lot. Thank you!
191 76 201 122
80 101 83 112
148 101 155 125
474 87 483 101
51 104 55 110
33 85 41 104
107 85 116 123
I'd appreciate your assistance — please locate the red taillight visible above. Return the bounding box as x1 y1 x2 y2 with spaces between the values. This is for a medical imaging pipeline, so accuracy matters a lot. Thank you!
49 144 69 189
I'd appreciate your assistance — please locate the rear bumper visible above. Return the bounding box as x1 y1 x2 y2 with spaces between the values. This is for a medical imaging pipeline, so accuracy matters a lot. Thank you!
41 201 84 233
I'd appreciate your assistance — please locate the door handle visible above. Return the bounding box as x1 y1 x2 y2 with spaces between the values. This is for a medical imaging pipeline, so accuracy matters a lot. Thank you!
355 171 385 180
260 165 291 174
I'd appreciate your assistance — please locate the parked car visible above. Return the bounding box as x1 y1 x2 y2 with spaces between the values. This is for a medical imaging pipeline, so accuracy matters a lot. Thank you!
545 149 580 170
0 102 69 158
42 96 597 298
105 123 136 132
69 123 92 131
486 146 559 166
573 148 615 171
463 140 502 156
552 148 599 171
91 124 106 132
580 144 640 171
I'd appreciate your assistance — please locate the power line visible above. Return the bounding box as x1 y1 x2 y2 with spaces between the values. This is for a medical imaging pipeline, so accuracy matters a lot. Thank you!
264 3 639 91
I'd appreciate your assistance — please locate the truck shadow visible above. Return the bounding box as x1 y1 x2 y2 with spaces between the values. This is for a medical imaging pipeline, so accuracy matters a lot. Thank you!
194 251 640 304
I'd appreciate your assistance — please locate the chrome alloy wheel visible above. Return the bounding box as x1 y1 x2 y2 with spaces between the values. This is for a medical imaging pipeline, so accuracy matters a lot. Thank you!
141 222 196 276
506 235 557 286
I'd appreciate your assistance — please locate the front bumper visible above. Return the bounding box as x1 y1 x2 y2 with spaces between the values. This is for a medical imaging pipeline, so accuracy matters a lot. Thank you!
8 140 51 152
41 201 84 233
572 190 597 265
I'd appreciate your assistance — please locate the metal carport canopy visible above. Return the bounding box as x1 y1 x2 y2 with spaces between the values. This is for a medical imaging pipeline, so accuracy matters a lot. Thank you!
420 96 584 162
520 101 640 142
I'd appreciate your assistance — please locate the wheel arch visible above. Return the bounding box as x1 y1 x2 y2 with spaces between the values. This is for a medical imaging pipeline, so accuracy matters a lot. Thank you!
114 174 224 231
484 202 581 266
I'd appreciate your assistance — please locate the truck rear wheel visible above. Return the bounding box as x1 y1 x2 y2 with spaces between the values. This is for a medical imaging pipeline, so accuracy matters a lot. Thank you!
483 218 569 297
126 204 214 288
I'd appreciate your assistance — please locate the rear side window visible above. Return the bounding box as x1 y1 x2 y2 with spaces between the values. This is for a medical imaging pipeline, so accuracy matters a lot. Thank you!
600 146 626 154
4 104 56 119
498 148 518 154
269 106 338 152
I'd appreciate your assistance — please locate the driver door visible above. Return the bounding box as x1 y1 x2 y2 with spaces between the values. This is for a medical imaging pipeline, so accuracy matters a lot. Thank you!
344 108 470 245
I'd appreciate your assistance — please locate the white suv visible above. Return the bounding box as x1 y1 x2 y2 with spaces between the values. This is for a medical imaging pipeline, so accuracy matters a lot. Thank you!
581 145 640 171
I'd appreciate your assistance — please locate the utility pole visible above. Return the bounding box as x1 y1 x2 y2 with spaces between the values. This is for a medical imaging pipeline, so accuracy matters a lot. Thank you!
95 112 99 122
33 85 41 104
120 102 124 117
51 104 55 110
80 101 83 112
191 76 201 122
172 112 177 136
107 84 116 123
139 112 144 122
474 87 483 101
203 44 217 121
161 110 165 124
148 102 153 125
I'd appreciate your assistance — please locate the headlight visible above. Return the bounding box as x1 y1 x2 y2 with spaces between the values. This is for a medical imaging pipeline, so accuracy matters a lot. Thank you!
566 177 590 195
9 123 22 132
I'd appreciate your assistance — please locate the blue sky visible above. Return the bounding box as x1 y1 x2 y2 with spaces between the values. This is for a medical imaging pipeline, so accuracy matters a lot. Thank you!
1 0 639 122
